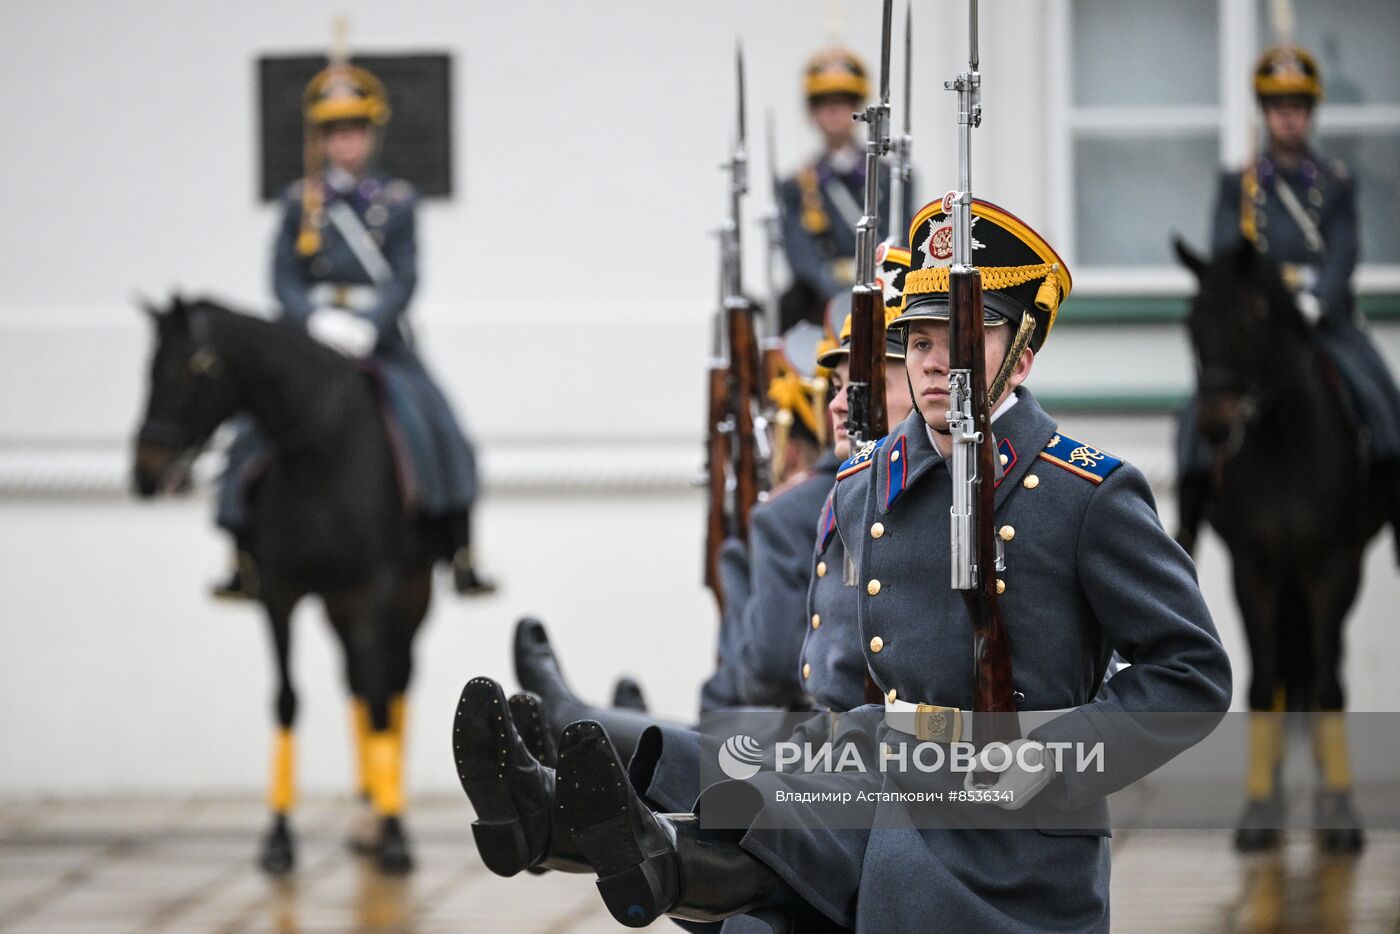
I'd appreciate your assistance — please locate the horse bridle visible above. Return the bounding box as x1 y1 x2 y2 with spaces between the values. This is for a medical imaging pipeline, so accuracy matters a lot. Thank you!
136 347 225 455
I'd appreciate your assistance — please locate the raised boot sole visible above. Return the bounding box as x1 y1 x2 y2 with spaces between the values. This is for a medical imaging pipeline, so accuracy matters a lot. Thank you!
557 720 676 928
454 677 547 877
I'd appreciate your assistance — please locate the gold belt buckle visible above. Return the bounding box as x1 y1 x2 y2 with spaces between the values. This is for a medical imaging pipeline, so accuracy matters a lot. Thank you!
915 704 962 743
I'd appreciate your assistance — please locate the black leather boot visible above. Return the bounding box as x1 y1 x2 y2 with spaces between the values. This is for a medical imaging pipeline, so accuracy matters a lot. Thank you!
508 691 557 768
211 550 258 601
556 720 792 928
514 617 663 760
451 548 498 596
452 677 586 876
612 677 649 712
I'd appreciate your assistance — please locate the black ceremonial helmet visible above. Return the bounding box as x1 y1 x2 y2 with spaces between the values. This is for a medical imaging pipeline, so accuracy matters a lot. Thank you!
818 243 911 367
894 195 1072 399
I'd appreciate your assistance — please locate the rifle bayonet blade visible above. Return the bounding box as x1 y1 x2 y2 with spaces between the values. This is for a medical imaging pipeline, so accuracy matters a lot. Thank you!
903 2 913 134
878 0 893 105
735 41 747 150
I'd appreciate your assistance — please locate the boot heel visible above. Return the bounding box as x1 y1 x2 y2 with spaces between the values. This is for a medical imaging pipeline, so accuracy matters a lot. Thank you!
470 818 531 877
595 856 670 927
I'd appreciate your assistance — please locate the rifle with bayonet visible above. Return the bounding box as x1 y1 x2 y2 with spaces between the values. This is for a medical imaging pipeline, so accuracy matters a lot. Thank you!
944 0 1020 775
759 110 792 473
703 44 768 612
887 2 913 245
844 0 894 452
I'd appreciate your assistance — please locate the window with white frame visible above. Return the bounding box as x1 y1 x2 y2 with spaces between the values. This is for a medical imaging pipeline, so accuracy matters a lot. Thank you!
1049 0 1400 294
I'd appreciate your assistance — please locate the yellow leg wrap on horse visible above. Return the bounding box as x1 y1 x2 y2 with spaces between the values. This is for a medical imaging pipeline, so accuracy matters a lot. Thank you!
1245 712 1284 800
1271 685 1286 712
1312 711 1353 791
268 728 296 813
350 698 372 797
365 731 404 816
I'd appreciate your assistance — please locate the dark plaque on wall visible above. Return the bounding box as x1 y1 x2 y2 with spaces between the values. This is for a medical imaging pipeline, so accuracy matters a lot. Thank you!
257 53 453 201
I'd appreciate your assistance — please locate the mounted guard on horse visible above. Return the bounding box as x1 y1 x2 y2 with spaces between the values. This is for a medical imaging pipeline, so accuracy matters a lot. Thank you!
1176 43 1400 561
216 57 493 597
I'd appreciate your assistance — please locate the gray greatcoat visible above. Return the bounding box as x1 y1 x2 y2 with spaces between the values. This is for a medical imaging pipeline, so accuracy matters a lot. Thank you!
728 389 1232 930
702 452 851 712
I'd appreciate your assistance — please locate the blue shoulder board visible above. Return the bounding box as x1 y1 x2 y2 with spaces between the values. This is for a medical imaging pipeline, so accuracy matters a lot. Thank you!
836 435 889 480
1037 432 1122 484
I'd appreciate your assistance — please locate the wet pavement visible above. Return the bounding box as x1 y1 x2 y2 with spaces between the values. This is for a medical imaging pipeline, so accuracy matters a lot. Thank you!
1 796 1396 932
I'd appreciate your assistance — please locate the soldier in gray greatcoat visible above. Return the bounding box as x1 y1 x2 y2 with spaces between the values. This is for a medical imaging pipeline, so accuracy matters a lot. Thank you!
215 61 492 597
777 47 913 331
702 245 916 715
1177 44 1400 555
463 197 1230 930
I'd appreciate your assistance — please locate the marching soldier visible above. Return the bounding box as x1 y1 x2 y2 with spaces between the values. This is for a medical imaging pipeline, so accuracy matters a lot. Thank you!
215 58 493 597
1177 43 1400 556
777 47 911 332
454 198 1232 929
703 247 916 713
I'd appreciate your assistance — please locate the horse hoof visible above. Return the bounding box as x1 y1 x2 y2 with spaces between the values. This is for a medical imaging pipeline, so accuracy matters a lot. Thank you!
1233 826 1281 852
1233 797 1283 852
1319 827 1366 854
375 816 415 875
1315 791 1366 854
258 818 296 875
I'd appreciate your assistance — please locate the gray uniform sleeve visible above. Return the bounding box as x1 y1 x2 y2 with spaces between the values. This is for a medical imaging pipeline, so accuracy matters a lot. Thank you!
364 195 419 335
1315 172 1359 321
272 195 315 322
779 177 842 300
1029 463 1233 810
731 504 814 708
699 537 753 713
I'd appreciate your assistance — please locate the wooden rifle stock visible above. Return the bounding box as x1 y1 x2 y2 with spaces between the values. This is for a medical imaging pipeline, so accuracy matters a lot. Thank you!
703 365 731 610
728 300 762 539
845 287 889 448
949 270 1020 749
850 286 890 706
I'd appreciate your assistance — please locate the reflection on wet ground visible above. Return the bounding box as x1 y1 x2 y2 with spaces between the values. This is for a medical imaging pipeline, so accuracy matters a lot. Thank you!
0 796 1396 932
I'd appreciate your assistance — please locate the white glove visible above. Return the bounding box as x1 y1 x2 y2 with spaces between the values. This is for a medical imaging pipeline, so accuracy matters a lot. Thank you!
1296 291 1323 324
962 738 1058 811
308 307 378 358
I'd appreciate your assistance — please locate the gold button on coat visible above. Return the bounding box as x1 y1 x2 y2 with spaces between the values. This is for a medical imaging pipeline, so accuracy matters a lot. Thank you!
870 522 885 539
803 663 811 679
1000 453 1009 466
867 579 882 596
869 636 884 653
996 579 1006 594
890 449 900 462
811 613 821 630
1023 474 1039 489
886 688 897 703
816 561 827 578
999 525 1015 542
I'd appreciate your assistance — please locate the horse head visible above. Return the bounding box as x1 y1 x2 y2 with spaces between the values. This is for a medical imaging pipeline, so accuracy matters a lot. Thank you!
132 296 239 497
1176 237 1309 451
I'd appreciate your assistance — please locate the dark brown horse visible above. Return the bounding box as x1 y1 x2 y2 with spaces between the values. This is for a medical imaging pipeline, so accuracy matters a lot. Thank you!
1176 240 1385 852
132 297 444 874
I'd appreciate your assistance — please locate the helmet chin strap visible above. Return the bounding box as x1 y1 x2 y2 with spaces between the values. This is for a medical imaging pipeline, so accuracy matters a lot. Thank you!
917 313 1038 435
986 313 1037 406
